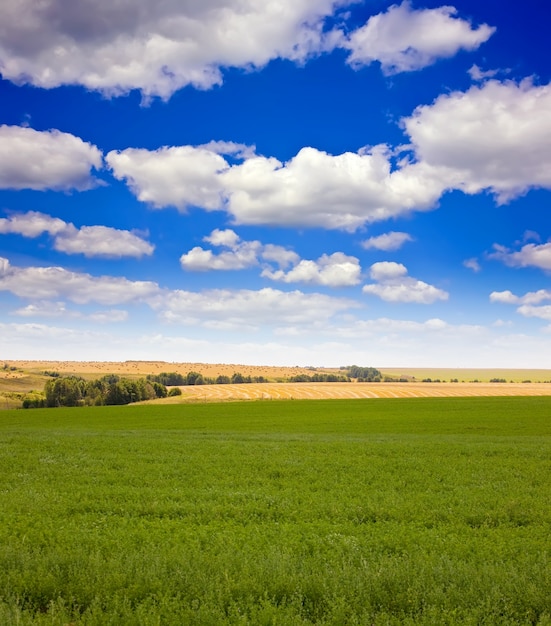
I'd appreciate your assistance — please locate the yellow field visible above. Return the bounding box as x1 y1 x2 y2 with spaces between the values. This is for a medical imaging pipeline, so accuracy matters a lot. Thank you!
3 360 337 380
381 368 551 383
146 381 551 404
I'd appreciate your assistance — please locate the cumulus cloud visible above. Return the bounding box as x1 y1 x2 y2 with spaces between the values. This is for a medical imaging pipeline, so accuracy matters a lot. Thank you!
262 252 361 287
488 241 551 271
0 211 66 237
516 304 551 321
362 261 448 303
0 257 159 305
362 231 413 251
111 142 445 230
180 229 358 286
107 145 229 210
0 125 102 191
0 211 154 258
403 79 551 202
345 2 494 74
107 77 551 229
490 289 551 306
490 288 551 324
0 0 348 99
180 244 260 272
180 229 263 271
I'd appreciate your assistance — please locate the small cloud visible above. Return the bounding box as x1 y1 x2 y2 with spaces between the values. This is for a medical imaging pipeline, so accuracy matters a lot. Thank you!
489 290 519 304
488 241 551 271
463 257 481 272
468 64 500 82
363 261 448 304
345 2 494 74
362 231 413 251
262 252 361 287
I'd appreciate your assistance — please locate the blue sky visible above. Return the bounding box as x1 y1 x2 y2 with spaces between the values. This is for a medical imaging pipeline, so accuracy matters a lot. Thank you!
0 0 550 367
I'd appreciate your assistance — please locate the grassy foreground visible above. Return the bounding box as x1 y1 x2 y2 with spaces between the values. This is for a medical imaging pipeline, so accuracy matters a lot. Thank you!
0 397 550 625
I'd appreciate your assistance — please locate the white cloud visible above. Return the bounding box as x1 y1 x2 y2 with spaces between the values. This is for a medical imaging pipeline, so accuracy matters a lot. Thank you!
517 304 551 321
262 252 361 287
12 301 72 318
0 211 66 237
0 211 154 258
489 290 519 305
180 244 260 271
463 258 481 272
468 64 500 82
108 78 551 230
490 289 551 306
180 228 261 271
0 125 102 191
109 142 447 230
180 229 358 286
362 231 413 251
260 244 300 269
54 225 154 258
363 261 448 303
11 300 128 323
0 0 348 99
488 241 551 271
403 79 551 202
345 2 494 74
369 261 408 281
204 228 241 248
221 146 444 230
107 145 229 210
0 257 159 305
150 287 356 327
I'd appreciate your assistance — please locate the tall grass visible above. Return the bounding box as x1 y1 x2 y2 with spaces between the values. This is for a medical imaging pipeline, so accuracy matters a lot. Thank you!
0 398 550 624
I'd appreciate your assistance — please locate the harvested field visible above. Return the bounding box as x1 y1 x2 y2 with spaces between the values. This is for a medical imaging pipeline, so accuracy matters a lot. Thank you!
148 381 551 404
4 360 338 381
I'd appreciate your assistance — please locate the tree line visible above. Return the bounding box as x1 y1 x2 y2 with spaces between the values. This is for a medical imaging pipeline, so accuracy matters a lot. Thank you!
146 371 267 386
23 374 174 408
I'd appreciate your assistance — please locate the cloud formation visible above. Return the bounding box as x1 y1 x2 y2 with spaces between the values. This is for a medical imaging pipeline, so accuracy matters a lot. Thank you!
403 79 551 202
0 0 347 99
0 126 102 191
362 231 413 251
362 261 448 303
345 2 494 74
0 257 159 305
0 1 492 100
0 211 154 258
263 252 361 287
180 229 359 286
107 77 551 230
488 241 551 271
109 143 444 230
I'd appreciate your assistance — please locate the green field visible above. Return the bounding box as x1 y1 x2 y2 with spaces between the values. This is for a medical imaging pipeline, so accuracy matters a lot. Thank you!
1 398 550 625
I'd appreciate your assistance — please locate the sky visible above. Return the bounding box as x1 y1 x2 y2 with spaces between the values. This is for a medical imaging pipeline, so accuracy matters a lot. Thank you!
0 0 550 368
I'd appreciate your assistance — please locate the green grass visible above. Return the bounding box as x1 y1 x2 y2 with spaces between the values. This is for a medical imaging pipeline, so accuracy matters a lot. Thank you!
0 398 550 625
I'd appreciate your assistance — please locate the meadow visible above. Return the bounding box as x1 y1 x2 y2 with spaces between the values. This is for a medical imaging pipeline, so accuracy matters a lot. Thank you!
0 397 550 625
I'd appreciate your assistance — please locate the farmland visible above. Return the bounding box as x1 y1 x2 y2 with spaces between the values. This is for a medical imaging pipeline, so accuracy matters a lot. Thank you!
1 397 550 624
2 361 551 410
